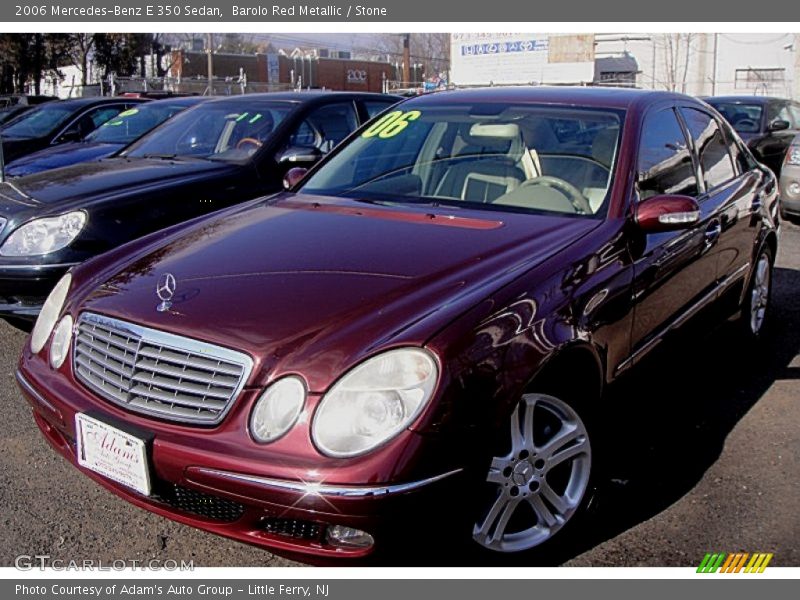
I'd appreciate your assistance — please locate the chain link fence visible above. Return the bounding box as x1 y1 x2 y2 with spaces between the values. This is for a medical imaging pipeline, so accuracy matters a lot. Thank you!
59 76 295 98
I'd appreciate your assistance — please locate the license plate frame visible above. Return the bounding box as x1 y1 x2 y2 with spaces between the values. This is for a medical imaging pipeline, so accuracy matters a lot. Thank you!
75 413 152 496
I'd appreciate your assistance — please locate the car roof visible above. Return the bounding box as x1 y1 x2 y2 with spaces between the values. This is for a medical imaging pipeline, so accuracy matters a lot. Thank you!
704 96 784 105
201 91 401 106
142 96 208 107
36 97 148 109
402 86 692 111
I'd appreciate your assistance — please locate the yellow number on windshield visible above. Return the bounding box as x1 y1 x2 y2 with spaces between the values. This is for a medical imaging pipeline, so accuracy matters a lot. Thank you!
361 110 421 139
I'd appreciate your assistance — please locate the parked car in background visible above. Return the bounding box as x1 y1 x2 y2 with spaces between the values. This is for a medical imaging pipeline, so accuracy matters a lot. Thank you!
704 95 800 177
0 97 147 164
0 95 58 127
0 94 58 108
0 105 34 127
779 134 800 220
15 87 778 562
0 92 400 325
4 96 208 178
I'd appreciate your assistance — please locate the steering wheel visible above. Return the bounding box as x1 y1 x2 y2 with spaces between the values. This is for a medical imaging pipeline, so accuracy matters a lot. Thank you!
236 137 263 150
518 175 593 214
734 119 757 131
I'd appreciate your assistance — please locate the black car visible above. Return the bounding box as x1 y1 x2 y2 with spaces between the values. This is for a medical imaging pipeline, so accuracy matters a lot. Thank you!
4 96 208 178
704 95 800 177
0 91 400 325
0 105 34 127
0 95 58 127
0 97 147 164
0 94 57 108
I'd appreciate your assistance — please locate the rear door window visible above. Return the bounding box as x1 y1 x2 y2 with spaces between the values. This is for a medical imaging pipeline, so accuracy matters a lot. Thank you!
680 107 737 191
288 102 359 154
363 100 399 120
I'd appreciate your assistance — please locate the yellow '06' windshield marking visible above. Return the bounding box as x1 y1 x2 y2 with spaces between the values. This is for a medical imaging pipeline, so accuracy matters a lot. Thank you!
361 110 422 139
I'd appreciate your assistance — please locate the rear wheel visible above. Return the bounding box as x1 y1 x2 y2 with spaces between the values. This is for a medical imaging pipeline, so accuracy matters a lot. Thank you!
739 246 773 339
472 392 593 553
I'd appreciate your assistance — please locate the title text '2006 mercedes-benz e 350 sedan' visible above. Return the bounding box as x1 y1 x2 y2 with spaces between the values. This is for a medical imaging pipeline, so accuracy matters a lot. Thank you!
16 87 778 562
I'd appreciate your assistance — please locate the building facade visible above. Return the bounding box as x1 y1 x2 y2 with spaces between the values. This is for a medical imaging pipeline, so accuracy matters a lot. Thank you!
595 33 800 99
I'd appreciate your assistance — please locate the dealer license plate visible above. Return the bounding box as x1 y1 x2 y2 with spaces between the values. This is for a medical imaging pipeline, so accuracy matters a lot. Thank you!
75 413 151 496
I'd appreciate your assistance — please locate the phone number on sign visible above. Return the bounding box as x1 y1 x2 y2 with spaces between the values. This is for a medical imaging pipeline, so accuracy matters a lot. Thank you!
15 5 223 17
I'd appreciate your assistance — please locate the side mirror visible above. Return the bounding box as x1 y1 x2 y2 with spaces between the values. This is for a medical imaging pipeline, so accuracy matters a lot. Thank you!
283 167 308 189
277 145 322 165
636 194 700 233
768 119 791 133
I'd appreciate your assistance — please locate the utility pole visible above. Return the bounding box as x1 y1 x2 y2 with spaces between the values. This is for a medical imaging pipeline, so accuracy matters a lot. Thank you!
206 32 214 96
402 33 411 85
711 33 719 96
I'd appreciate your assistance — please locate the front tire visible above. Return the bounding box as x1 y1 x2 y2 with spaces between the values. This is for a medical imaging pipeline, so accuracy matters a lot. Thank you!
472 392 593 553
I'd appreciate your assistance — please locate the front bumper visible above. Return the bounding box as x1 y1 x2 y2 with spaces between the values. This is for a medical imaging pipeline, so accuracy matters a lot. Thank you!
16 367 463 562
0 262 76 319
780 170 800 216
781 195 800 217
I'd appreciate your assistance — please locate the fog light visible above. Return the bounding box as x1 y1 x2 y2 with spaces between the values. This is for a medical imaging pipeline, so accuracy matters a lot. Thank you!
49 314 73 369
789 182 800 197
325 525 375 549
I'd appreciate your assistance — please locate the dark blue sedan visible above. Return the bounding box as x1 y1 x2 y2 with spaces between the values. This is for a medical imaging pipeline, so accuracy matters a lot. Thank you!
4 96 206 177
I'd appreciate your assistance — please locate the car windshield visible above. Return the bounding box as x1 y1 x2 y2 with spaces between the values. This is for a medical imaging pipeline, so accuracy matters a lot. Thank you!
0 103 74 138
122 100 293 162
707 102 763 134
301 103 623 217
85 103 193 144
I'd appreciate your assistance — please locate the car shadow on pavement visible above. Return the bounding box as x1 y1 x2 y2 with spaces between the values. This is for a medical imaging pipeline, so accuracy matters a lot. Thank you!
399 266 800 567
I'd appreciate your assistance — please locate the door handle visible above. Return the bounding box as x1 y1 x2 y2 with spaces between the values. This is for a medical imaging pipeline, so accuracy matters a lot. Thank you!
704 221 722 247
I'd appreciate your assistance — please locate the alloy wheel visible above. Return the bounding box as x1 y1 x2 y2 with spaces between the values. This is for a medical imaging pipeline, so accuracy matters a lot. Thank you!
750 253 771 335
473 393 592 553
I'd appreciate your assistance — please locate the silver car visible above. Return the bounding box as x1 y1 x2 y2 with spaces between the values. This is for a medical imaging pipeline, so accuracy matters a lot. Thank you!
781 133 800 221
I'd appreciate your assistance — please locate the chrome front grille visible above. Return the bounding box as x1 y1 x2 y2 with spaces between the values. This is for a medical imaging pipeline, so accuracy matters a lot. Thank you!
73 312 253 425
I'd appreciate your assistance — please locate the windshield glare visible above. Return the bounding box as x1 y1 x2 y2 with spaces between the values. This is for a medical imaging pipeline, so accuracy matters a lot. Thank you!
0 104 74 138
86 104 190 144
301 104 622 217
123 101 292 162
707 102 763 134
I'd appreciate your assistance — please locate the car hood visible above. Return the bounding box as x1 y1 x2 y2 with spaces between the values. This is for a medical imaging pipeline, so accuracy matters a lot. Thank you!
3 156 236 207
77 193 600 390
4 141 123 177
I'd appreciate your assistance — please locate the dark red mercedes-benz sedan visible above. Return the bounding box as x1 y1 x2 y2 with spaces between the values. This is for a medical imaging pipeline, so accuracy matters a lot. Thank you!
16 87 779 562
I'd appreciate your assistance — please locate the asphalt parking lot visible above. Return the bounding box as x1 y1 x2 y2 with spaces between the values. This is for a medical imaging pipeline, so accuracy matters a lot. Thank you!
1 222 798 568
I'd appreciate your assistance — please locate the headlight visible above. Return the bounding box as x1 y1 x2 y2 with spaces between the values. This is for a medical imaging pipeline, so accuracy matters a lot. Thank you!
249 377 306 443
30 272 71 354
312 348 438 458
0 211 86 256
786 146 800 166
49 314 74 369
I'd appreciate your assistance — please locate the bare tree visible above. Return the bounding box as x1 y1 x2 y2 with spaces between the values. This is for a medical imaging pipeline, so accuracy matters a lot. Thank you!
658 33 695 93
354 33 450 83
0 33 67 94
63 33 95 86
